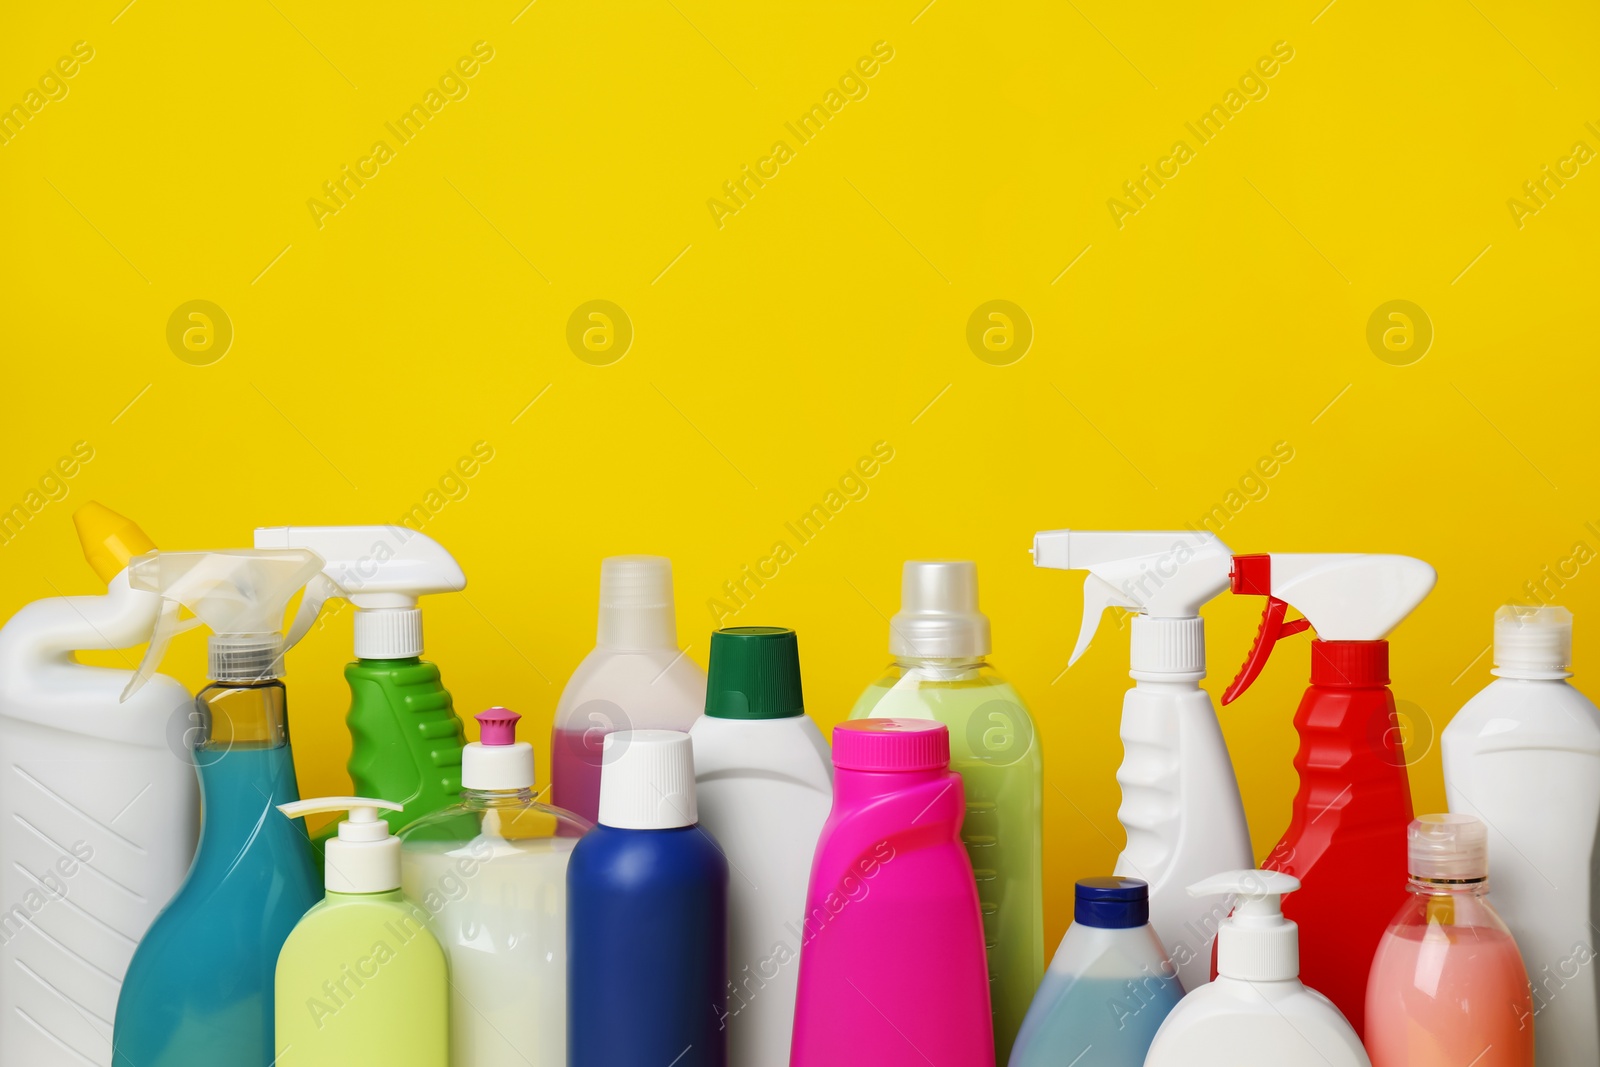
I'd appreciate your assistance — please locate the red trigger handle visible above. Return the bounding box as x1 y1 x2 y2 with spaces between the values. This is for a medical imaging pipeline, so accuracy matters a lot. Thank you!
1222 598 1309 704
1221 554 1310 706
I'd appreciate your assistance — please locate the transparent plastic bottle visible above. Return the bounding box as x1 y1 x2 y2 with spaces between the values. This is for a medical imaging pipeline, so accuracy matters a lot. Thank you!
848 561 1043 1064
398 708 590 1067
1365 814 1534 1067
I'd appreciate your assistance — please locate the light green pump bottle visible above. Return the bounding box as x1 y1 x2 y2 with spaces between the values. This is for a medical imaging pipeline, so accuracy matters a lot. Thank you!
274 797 448 1067
849 561 1044 1065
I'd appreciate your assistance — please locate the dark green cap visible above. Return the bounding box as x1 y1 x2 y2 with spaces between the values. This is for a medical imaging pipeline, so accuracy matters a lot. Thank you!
705 626 805 720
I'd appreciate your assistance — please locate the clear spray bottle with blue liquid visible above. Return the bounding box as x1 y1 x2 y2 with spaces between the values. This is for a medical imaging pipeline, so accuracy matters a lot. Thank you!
111 548 326 1067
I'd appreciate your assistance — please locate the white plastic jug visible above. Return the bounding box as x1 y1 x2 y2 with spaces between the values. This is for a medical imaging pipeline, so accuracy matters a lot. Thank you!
0 505 199 1066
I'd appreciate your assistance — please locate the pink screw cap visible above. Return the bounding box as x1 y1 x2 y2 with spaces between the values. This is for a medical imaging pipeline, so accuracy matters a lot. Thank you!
832 718 950 772
476 706 521 747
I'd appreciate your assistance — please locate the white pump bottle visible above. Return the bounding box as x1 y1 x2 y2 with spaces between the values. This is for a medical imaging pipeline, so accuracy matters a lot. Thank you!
1033 529 1252 990
1144 870 1370 1067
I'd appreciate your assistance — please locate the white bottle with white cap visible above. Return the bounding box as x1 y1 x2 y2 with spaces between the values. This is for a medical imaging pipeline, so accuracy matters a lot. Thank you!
273 797 449 1065
1443 605 1600 1067
1144 870 1371 1067
552 556 707 824
1032 529 1254 991
848 560 1042 1064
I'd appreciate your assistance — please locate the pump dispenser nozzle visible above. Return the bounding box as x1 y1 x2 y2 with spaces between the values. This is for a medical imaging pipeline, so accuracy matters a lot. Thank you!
1189 869 1302 981
254 525 466 659
277 796 404 893
121 548 326 701
1032 530 1232 674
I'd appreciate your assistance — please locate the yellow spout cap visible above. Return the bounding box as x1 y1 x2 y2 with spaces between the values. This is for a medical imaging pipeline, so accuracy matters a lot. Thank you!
74 502 157 584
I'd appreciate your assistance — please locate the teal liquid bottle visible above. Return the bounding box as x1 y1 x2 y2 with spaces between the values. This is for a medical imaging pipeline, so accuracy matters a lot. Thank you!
112 677 320 1067
849 561 1044 1065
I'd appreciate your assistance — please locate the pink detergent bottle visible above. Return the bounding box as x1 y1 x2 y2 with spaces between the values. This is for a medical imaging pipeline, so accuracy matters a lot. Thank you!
1365 814 1534 1067
790 719 994 1067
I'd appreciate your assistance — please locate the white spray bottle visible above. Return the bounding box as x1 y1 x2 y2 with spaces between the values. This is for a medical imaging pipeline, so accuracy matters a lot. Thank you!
0 504 199 1067
1143 870 1370 1067
1033 529 1252 989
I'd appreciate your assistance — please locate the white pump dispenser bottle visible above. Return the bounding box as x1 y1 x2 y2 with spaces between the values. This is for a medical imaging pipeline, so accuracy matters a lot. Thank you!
1144 870 1370 1067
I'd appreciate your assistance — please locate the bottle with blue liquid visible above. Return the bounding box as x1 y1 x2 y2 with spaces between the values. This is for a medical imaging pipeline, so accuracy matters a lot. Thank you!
111 549 326 1067
1009 877 1183 1067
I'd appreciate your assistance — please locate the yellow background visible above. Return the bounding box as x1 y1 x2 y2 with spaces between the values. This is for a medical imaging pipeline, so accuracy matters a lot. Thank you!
4 0 1599 949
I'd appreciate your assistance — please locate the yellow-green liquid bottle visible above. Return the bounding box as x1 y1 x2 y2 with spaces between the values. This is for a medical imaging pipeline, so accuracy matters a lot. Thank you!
274 799 448 1067
849 561 1044 1064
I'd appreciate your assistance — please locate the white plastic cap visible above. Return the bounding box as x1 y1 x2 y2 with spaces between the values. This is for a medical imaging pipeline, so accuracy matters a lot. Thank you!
354 608 424 659
1409 813 1488 883
1493 604 1573 679
278 796 404 894
598 730 697 830
597 556 679 651
462 707 535 791
209 633 285 682
1189 869 1301 982
890 561 992 660
1129 616 1206 677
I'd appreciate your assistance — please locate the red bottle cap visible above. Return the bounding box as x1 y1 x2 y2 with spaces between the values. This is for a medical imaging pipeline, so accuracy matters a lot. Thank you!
1310 640 1389 686
832 718 950 772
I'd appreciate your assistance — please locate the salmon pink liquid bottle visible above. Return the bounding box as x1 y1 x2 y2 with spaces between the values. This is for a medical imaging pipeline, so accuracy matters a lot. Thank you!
1221 553 1436 1036
790 719 994 1067
1365 815 1534 1067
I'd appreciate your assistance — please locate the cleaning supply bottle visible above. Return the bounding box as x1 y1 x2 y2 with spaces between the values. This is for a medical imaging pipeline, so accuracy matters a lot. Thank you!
1443 605 1600 1067
1033 529 1253 990
1144 870 1370 1067
568 730 727 1067
0 504 199 1067
552 556 706 823
1010 877 1183 1067
254 525 469 847
848 560 1041 1062
689 626 832 1067
1221 552 1436 1036
398 707 590 1067
1365 814 1534 1067
110 548 326 1067
791 719 995 1067
274 798 448 1067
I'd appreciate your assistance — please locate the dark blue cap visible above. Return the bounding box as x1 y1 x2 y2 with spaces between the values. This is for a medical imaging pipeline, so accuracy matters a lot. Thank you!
1074 876 1149 929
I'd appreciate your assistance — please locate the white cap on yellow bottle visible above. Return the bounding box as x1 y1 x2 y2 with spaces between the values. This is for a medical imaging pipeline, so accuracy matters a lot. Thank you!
278 797 404 893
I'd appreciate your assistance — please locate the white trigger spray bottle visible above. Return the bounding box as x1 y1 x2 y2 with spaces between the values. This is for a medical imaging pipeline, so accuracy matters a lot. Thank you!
1143 870 1370 1067
1032 529 1253 990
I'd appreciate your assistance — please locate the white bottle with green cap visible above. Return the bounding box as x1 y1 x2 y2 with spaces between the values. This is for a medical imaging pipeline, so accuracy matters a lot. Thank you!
273 797 448 1066
1443 605 1600 1067
848 560 1043 1065
690 626 832 1067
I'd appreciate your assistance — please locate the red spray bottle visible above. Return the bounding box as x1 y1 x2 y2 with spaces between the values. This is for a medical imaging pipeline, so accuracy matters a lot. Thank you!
1220 553 1436 1037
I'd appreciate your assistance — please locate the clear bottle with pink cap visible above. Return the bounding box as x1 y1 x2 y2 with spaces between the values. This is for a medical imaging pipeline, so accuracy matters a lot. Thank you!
398 707 591 1067
790 718 995 1067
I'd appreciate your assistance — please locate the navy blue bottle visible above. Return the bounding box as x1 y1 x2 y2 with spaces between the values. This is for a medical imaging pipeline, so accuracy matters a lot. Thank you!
569 729 728 1067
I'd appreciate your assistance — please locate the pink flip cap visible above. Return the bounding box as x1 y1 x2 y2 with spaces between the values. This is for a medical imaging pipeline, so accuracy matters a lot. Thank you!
476 707 521 747
832 718 950 772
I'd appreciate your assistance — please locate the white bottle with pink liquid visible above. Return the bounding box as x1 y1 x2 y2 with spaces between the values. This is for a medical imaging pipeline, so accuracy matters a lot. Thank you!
1364 814 1534 1067
550 556 705 824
